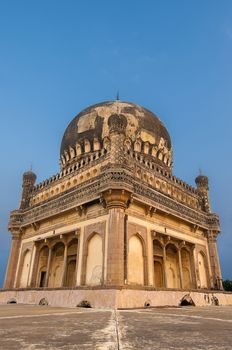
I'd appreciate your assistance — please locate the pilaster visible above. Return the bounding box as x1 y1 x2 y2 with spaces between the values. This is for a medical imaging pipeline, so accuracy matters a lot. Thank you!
207 230 223 290
102 189 131 286
4 230 22 289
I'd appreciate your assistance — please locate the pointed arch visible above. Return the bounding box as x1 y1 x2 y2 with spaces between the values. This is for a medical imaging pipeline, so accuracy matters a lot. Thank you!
181 248 192 289
86 233 103 286
75 143 82 156
69 147 75 159
166 243 180 289
48 242 65 288
128 234 144 285
20 249 31 288
153 240 164 288
84 139 91 153
134 139 142 152
198 251 208 289
143 141 150 154
93 137 100 151
65 238 78 287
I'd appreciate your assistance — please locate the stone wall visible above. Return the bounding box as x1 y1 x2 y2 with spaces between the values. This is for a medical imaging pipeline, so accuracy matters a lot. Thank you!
0 288 231 309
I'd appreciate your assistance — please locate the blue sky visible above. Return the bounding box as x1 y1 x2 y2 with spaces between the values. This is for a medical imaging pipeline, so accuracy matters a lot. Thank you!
0 0 232 287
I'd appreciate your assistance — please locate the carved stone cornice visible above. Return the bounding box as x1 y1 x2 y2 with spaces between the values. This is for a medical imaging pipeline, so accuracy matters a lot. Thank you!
8 168 220 231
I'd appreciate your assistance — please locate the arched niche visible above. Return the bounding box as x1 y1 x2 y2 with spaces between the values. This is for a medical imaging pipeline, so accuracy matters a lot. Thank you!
124 138 132 151
86 233 103 286
181 248 192 289
198 251 208 289
93 138 100 151
134 140 141 152
166 243 180 289
153 240 164 288
144 142 150 154
36 246 49 288
128 235 144 285
48 242 64 288
20 250 31 288
84 139 91 153
65 238 78 287
75 143 82 156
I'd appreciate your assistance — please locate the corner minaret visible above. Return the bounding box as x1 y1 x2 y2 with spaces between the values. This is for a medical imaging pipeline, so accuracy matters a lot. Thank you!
195 174 211 212
20 171 37 209
195 173 223 290
108 112 127 165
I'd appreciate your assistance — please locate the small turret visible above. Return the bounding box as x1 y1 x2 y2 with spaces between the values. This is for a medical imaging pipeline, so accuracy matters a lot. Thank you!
108 113 127 135
108 113 127 164
20 171 37 209
195 173 211 212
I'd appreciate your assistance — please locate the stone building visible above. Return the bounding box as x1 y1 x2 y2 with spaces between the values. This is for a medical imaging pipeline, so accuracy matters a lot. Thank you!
3 100 225 307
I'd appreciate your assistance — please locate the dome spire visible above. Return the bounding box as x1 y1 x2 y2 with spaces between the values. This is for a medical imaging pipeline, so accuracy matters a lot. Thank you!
116 91 120 101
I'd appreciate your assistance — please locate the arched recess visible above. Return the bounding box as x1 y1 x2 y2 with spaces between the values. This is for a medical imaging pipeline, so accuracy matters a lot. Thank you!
86 233 103 286
198 251 208 289
134 139 142 152
48 242 64 288
128 235 144 285
166 243 180 289
181 248 192 289
36 246 49 287
153 240 164 288
20 250 31 288
65 238 78 287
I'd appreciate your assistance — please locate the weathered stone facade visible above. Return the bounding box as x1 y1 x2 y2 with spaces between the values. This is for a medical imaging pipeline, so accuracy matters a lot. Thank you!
3 100 223 307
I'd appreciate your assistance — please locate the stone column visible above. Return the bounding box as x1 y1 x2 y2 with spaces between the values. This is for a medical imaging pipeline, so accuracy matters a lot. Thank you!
163 245 167 288
45 247 52 287
178 249 183 289
207 231 223 290
61 243 68 287
4 230 22 289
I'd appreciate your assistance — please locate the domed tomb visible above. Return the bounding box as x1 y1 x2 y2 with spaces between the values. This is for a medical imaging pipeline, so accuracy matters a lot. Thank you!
60 100 172 169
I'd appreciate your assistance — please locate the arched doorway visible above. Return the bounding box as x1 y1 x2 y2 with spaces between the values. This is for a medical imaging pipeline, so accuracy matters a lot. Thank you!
166 244 180 288
154 261 163 288
128 235 144 285
66 260 76 287
49 242 64 288
65 239 78 287
198 252 208 288
36 246 49 287
181 248 192 289
86 233 103 285
20 250 31 288
153 240 164 288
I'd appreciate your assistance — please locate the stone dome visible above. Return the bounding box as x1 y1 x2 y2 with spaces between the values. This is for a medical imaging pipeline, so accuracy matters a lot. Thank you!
60 100 172 168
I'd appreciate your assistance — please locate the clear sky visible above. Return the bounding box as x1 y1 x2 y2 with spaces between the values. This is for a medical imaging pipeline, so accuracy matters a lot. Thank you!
0 0 232 287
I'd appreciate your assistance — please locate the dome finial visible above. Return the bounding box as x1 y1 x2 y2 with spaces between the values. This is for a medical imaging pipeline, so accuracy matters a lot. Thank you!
116 91 120 101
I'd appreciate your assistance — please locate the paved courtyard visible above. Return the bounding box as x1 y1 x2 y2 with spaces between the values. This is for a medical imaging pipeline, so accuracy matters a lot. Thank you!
0 304 231 349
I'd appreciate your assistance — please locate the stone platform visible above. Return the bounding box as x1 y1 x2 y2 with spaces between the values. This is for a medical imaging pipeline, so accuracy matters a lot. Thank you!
1 304 232 349
0 287 232 308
